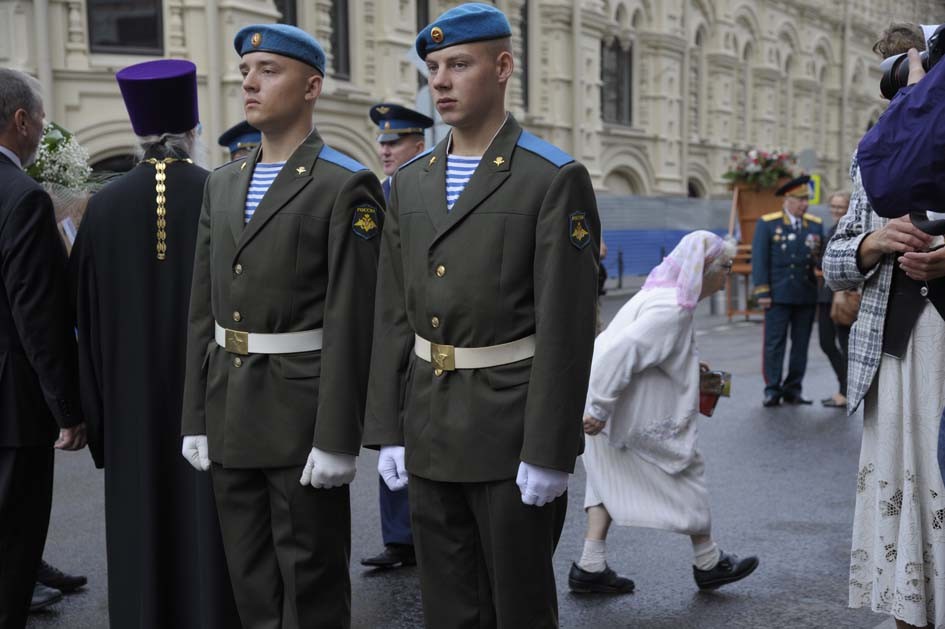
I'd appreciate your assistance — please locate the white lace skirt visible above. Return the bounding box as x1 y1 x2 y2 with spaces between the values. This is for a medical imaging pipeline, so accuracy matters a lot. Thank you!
849 303 945 626
582 432 711 536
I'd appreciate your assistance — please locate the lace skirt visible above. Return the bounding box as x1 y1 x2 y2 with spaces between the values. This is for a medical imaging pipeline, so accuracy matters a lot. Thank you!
582 432 711 536
849 303 945 626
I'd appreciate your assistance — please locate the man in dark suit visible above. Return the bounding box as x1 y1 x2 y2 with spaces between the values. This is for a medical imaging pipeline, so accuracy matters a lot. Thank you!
364 4 600 627
360 102 432 570
751 175 824 407
0 68 85 629
181 24 384 628
70 59 239 629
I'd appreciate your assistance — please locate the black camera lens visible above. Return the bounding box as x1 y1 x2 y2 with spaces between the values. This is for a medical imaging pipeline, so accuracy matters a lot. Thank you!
879 50 929 100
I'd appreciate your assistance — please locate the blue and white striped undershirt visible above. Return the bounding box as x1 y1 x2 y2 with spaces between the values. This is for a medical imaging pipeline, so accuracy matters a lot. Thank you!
446 154 481 211
244 162 285 223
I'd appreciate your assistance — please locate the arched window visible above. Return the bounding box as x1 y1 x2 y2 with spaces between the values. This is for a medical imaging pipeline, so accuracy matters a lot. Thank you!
601 36 632 126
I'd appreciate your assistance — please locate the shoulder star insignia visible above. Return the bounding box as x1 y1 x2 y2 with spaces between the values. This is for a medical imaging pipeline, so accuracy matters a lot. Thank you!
296 166 307 175
493 156 505 167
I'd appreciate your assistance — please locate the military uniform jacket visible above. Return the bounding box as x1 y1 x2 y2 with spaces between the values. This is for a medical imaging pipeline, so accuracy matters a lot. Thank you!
363 116 600 483
181 130 384 468
751 210 823 304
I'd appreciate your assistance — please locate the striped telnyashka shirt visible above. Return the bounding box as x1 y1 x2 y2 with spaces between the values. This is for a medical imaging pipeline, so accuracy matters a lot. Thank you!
244 161 285 223
445 154 481 211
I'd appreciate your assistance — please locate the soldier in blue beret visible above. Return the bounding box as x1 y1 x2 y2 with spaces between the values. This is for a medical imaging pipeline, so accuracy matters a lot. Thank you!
751 175 824 407
181 23 384 629
359 103 431 572
218 120 260 161
364 3 600 626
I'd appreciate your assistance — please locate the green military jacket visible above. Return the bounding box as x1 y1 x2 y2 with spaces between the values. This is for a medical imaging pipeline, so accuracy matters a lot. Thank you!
363 116 600 482
181 129 384 468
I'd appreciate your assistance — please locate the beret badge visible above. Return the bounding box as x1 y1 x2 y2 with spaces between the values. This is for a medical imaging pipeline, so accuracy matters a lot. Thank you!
251 32 262 47
431 26 444 44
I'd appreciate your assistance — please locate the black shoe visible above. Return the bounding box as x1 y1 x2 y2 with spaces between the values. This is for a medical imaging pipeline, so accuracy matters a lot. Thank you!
30 583 62 612
360 544 416 568
762 394 781 407
693 550 759 590
37 560 87 593
568 562 635 594
782 394 812 405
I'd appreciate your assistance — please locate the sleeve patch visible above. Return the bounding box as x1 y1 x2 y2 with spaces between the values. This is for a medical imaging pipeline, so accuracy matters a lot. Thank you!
352 206 380 239
569 211 591 249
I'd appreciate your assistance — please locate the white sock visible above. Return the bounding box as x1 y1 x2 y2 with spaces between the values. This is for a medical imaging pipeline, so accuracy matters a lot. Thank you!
578 538 607 573
692 539 721 571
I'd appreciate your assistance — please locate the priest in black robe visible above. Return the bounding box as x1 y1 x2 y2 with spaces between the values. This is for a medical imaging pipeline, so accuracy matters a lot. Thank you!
70 59 239 629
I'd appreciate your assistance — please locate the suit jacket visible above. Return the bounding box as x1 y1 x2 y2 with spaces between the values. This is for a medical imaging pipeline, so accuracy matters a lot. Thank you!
0 152 81 446
363 115 600 482
181 130 385 468
751 209 823 305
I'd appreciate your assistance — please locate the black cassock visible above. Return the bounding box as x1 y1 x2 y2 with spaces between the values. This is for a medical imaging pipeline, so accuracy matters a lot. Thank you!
70 159 239 629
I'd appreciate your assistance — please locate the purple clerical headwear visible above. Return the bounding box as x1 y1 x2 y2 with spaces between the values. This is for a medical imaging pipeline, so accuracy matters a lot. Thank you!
116 59 199 136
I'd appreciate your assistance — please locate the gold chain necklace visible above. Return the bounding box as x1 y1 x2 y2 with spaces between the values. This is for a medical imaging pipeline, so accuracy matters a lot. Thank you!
142 157 193 260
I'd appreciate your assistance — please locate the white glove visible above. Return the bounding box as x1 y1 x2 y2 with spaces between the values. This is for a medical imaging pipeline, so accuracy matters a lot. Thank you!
299 447 357 488
378 445 408 491
516 461 569 507
182 435 210 472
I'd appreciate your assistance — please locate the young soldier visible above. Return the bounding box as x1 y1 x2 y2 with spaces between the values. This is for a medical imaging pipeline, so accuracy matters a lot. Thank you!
364 4 600 627
360 102 432 570
180 24 384 628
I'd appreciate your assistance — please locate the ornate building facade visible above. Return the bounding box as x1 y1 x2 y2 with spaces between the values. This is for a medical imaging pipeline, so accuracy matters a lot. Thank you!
6 0 945 195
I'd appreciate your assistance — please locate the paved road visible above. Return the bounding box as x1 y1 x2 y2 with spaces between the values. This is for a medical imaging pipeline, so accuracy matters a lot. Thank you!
28 292 888 628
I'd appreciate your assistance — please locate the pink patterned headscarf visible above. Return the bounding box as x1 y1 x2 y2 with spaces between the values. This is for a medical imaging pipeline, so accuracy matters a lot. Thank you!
641 230 727 310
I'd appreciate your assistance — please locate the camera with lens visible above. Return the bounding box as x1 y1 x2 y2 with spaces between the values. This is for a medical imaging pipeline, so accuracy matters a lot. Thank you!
880 24 945 99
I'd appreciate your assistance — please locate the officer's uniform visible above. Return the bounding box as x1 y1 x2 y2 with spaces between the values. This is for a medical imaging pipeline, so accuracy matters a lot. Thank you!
751 176 823 403
181 25 384 629
365 103 433 559
218 120 260 162
363 6 600 627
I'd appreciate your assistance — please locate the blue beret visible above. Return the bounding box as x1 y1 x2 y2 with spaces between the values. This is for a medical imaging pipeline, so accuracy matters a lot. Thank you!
218 120 260 157
416 3 512 60
370 103 434 143
234 24 326 75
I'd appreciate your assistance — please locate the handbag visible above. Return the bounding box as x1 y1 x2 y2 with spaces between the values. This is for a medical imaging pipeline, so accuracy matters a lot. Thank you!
830 290 861 326
699 368 732 417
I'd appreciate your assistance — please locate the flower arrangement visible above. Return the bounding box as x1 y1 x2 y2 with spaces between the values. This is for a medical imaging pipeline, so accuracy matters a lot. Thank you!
722 148 798 189
26 122 92 189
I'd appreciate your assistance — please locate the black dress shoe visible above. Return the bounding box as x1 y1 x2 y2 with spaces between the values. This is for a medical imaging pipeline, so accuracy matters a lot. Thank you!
693 551 759 590
782 394 812 405
37 560 87 593
568 562 635 594
360 544 416 568
762 394 781 407
30 583 62 612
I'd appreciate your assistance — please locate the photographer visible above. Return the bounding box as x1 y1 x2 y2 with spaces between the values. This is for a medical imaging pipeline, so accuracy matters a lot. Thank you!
823 23 945 629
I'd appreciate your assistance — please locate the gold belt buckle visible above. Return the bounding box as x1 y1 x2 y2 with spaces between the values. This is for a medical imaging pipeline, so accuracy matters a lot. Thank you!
430 343 456 372
225 329 249 355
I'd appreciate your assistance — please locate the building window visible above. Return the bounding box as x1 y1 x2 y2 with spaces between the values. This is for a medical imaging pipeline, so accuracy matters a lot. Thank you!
87 0 163 55
601 37 631 126
330 0 350 80
417 0 429 88
274 0 297 26
520 1 529 110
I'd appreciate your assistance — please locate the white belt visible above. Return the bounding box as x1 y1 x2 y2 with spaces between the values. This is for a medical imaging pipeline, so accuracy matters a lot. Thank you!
414 334 535 371
214 322 323 355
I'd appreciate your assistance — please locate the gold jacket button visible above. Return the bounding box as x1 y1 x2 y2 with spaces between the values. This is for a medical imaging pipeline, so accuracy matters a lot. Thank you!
431 316 440 328
233 357 243 368
435 265 446 278
234 263 243 275
233 311 242 322
434 368 444 377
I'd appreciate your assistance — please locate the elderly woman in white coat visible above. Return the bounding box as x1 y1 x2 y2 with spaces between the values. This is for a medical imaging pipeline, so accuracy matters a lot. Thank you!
569 231 759 594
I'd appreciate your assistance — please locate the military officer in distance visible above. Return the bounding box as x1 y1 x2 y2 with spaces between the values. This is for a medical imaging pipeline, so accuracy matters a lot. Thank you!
363 4 600 627
751 175 823 407
360 102 432 570
217 120 260 162
180 24 384 629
